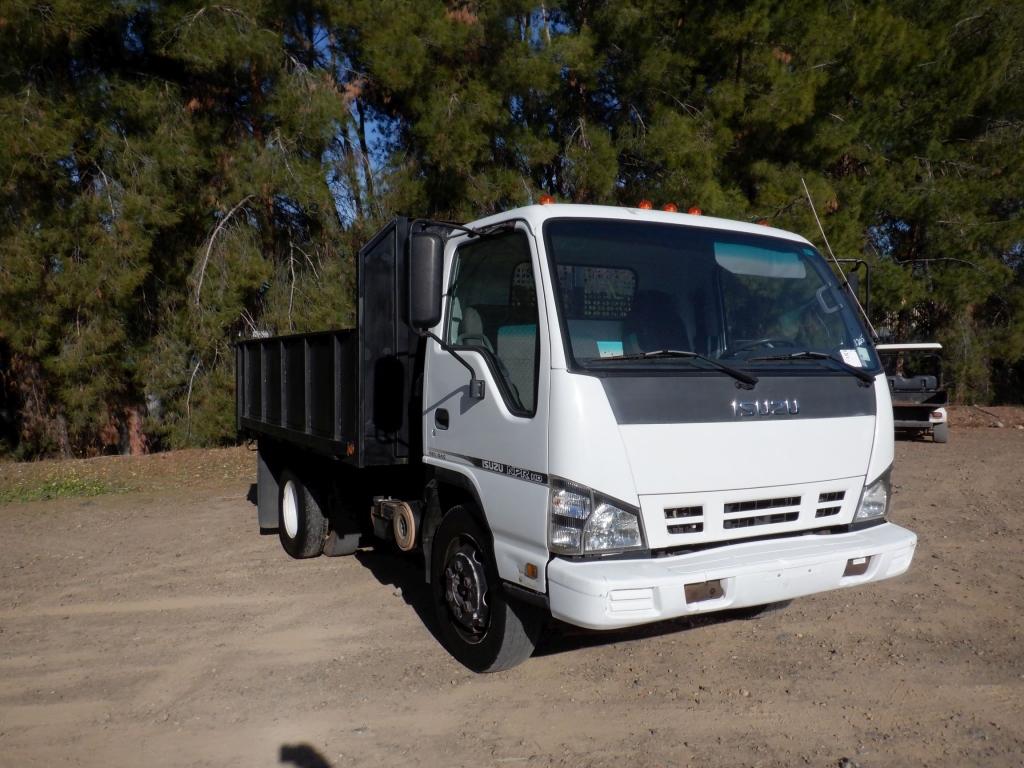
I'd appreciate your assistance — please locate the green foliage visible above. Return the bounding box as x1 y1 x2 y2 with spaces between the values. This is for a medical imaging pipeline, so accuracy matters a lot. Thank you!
0 468 125 504
0 0 362 455
1 0 1022 457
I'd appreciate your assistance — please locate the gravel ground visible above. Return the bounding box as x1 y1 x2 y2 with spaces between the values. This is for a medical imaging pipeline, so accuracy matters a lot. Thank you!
1 427 1023 767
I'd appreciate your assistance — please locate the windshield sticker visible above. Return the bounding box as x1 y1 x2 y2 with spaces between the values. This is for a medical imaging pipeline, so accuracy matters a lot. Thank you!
840 349 863 368
857 347 872 363
597 340 624 358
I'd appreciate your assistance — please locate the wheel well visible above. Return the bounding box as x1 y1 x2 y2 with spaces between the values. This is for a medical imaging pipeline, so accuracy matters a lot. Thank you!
422 469 492 583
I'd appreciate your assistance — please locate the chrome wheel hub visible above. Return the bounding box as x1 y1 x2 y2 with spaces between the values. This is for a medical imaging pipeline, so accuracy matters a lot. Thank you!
444 544 489 637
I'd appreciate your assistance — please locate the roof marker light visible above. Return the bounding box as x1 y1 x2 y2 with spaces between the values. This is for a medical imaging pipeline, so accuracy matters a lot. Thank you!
688 206 703 215
538 194 556 205
637 199 653 209
662 202 679 212
756 218 770 227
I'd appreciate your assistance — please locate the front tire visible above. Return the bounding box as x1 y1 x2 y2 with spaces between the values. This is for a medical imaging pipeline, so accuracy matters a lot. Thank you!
430 505 544 672
278 469 328 559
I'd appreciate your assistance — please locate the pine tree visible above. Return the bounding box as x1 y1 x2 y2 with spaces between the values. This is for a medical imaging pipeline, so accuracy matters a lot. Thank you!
1 1 1022 457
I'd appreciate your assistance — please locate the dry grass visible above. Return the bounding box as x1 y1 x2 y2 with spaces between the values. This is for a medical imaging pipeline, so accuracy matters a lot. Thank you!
0 445 254 505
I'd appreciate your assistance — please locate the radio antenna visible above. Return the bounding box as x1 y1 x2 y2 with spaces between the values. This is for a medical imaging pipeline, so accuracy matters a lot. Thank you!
801 177 878 340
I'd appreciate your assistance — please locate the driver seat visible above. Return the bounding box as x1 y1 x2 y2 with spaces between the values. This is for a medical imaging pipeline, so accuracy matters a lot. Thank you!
457 306 494 352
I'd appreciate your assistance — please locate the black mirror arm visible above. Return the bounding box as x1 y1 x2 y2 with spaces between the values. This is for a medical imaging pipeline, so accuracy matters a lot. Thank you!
419 329 485 400
410 218 516 241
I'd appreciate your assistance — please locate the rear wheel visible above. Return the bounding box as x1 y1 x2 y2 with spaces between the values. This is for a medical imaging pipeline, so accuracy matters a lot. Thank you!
933 422 949 443
430 505 544 672
278 469 328 559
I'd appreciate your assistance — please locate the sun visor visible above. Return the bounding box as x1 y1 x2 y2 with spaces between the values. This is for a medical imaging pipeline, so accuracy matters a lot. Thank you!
714 242 806 279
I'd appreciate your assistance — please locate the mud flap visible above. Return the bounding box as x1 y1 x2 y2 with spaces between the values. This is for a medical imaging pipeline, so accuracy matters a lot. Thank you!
323 530 361 557
257 447 279 530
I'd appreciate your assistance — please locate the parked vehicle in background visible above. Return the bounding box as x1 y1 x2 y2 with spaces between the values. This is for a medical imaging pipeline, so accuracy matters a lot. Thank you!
236 203 918 671
876 343 948 443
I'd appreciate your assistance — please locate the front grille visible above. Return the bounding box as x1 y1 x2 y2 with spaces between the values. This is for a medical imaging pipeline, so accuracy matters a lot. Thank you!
722 494 801 530
723 511 799 529
665 505 702 519
724 496 801 514
665 505 703 535
647 480 859 549
668 522 704 534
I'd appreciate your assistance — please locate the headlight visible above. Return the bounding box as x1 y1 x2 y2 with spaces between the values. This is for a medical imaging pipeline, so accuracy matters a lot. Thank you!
549 479 645 555
855 467 892 521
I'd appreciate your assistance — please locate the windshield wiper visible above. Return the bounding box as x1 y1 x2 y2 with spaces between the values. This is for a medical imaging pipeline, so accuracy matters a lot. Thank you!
594 349 758 388
749 350 875 385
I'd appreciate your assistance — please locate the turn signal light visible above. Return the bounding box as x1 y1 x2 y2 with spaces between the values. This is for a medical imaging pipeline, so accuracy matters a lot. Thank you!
637 199 654 209
688 206 703 215
539 194 556 205
662 202 679 212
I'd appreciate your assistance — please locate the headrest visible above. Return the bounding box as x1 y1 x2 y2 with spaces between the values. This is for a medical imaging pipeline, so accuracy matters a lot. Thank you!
461 306 485 336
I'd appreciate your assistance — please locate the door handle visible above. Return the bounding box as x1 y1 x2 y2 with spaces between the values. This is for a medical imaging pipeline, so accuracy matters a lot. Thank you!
435 408 450 430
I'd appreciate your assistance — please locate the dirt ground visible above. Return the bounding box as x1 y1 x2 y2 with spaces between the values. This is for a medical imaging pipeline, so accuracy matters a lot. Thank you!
2 427 1023 768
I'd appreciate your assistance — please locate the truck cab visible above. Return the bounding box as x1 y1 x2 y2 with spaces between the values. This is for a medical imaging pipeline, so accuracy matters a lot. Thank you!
419 204 915 664
238 203 917 672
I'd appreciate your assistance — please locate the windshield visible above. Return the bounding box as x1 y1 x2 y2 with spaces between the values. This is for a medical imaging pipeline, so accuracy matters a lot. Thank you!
543 218 878 373
879 349 943 388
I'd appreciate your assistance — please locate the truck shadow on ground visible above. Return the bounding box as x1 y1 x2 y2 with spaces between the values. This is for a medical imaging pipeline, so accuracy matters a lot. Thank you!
354 544 750 659
534 611 743 657
355 545 446 647
280 743 332 768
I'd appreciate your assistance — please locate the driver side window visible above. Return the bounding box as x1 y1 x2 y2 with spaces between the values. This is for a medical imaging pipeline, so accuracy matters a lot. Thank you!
445 231 539 415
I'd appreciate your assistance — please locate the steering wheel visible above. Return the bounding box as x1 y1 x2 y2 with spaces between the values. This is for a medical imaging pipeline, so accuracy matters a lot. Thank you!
721 337 795 359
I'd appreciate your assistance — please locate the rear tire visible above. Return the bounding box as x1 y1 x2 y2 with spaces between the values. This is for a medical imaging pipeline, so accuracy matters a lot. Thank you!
933 422 949 443
430 505 544 672
278 469 328 559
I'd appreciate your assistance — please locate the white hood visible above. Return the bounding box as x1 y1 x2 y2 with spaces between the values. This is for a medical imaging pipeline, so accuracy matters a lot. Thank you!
548 371 894 551
617 417 875 495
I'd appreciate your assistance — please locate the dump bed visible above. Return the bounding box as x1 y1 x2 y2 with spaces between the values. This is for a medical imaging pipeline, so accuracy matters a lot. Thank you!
236 330 359 459
235 217 422 467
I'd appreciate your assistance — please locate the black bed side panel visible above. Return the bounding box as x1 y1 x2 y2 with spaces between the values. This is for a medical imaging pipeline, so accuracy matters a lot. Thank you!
237 330 359 459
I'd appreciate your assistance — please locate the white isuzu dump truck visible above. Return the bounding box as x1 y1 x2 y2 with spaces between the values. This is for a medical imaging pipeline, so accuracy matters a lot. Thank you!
236 203 918 671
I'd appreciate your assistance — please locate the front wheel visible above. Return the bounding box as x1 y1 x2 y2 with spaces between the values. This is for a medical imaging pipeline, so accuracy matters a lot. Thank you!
430 505 544 672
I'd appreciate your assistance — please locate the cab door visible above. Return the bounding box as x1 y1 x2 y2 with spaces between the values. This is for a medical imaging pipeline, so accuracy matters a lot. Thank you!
422 225 551 589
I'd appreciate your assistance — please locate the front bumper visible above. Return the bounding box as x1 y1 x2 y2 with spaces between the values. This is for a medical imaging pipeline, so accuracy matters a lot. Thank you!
547 522 917 629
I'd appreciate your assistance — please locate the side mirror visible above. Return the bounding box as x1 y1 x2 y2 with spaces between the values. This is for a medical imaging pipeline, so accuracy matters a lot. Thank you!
409 232 444 329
